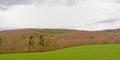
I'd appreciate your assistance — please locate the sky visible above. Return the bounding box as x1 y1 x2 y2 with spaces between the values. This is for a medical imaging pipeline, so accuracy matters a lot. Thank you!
0 0 120 31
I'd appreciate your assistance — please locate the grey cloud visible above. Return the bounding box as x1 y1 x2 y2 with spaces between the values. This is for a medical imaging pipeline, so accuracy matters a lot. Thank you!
80 19 120 31
112 0 120 3
65 0 80 6
0 0 80 10
0 0 120 7
96 19 120 23
0 0 120 11
0 0 32 10
0 0 81 7
0 0 31 6
0 6 7 10
34 0 81 6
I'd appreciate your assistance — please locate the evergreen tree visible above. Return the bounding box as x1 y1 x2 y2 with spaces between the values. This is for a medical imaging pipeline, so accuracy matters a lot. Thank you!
39 34 45 47
29 35 33 52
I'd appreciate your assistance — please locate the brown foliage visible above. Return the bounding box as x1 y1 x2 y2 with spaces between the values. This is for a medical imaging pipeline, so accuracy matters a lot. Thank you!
0 29 120 54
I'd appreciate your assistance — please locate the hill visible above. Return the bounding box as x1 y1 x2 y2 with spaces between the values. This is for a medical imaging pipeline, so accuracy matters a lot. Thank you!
0 28 120 53
0 44 120 60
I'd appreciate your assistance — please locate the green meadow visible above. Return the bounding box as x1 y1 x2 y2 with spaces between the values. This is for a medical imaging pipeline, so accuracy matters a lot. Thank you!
0 44 120 60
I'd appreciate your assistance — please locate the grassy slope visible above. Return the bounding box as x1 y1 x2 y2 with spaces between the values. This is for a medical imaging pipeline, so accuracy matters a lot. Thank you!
0 44 120 60
33 29 74 34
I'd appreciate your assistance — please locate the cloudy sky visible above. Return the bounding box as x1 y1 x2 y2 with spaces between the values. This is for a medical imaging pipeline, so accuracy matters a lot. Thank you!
0 0 120 31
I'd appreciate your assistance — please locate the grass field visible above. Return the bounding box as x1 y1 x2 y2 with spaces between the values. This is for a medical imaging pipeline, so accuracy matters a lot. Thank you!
0 44 120 60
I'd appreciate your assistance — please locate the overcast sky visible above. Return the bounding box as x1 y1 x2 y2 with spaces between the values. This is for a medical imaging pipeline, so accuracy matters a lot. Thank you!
0 0 120 31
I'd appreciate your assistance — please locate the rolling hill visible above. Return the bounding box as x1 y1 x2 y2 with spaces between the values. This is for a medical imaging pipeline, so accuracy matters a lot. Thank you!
0 28 120 53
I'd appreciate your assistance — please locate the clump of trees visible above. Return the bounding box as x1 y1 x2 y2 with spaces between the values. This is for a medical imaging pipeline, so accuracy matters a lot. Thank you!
27 34 51 52
39 34 50 51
